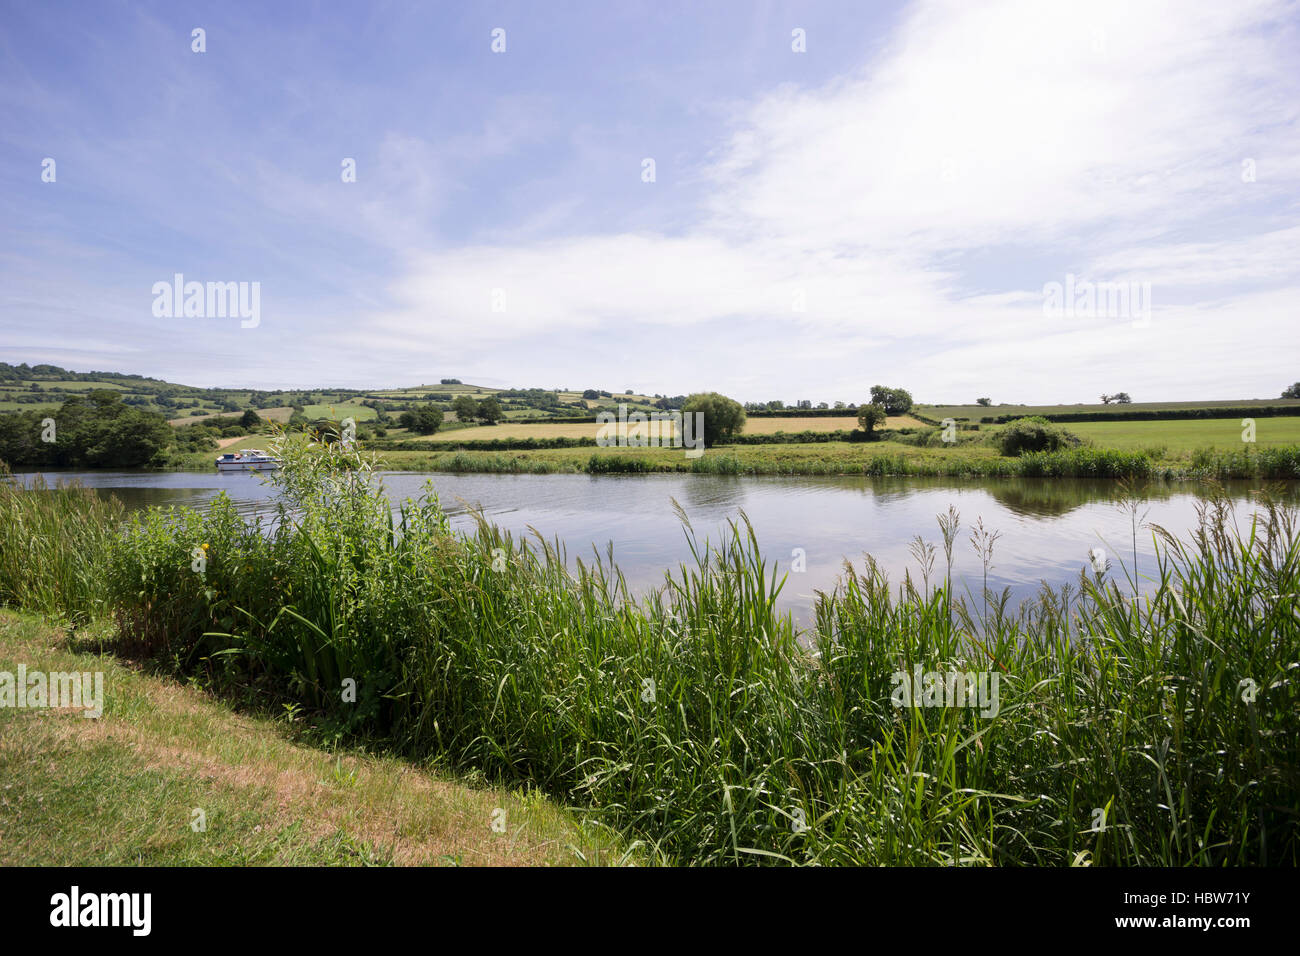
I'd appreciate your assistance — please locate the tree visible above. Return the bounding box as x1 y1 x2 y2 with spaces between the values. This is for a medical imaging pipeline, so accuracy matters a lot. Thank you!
239 409 262 430
869 385 913 416
400 405 444 434
976 397 992 407
1283 383 1300 399
996 417 1077 456
476 397 504 424
440 378 462 385
451 395 478 422
0 394 171 468
681 392 746 447
1113 392 1132 404
857 404 887 437
1100 394 1112 404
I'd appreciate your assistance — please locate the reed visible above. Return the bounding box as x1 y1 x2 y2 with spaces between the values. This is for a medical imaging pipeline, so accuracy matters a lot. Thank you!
0 468 121 622
378 443 1300 479
0 438 1295 865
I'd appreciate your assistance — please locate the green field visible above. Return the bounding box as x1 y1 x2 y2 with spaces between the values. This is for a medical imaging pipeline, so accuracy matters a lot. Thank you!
0 362 675 427
1067 416 1300 451
8 361 1300 478
921 398 1300 423
302 403 378 422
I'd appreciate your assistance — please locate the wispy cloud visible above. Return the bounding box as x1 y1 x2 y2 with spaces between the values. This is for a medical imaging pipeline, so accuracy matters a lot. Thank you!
4 0 1298 399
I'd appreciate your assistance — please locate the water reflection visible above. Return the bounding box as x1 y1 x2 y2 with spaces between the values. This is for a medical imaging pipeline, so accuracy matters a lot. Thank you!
13 468 1298 620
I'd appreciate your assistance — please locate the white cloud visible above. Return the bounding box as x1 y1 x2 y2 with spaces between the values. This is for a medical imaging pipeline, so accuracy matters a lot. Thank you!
358 0 1300 400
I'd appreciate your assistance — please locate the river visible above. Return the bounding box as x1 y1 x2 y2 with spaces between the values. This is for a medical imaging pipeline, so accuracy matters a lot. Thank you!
14 469 1298 619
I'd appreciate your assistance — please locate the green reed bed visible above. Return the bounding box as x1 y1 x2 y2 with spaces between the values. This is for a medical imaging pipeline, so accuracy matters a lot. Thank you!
411 443 1300 479
0 469 121 623
1 439 1296 865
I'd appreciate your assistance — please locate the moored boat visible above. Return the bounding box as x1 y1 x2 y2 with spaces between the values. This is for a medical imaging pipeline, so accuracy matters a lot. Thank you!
215 449 281 472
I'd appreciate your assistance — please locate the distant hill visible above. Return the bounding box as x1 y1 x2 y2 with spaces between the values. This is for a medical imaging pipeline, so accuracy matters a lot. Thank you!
0 362 674 423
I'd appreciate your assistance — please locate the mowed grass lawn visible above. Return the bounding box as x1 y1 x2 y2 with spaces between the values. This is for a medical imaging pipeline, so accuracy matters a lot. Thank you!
1066 416 1300 451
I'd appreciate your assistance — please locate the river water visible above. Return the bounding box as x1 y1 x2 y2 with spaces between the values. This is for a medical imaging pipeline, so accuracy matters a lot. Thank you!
14 469 1297 618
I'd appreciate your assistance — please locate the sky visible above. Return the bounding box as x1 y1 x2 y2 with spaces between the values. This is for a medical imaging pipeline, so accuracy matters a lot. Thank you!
2 0 1298 404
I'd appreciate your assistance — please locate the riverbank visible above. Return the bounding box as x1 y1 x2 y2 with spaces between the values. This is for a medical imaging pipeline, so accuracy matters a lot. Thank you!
3 436 1297 865
364 441 1300 480
0 610 633 865
160 422 1300 481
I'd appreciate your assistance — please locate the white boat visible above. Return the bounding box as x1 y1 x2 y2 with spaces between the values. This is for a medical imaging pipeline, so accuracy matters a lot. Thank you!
215 449 281 472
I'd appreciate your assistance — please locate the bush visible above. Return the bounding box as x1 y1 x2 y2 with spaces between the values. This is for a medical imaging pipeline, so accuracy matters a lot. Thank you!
996 417 1078 456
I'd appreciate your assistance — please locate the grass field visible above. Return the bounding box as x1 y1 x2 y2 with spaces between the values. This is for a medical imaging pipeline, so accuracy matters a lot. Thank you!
744 414 923 433
167 415 1300 478
0 610 632 866
300 403 376 422
921 398 1300 422
169 406 294 426
407 414 920 442
1067 416 1300 451
214 433 280 449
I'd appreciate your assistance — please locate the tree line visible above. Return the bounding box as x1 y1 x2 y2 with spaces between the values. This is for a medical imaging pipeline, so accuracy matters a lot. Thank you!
0 392 172 467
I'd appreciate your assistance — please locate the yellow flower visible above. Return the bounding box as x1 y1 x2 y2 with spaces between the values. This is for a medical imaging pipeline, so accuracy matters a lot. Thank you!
202 543 210 550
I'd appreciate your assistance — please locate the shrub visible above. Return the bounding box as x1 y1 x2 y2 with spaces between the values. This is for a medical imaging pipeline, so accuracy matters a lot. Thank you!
996 417 1077 456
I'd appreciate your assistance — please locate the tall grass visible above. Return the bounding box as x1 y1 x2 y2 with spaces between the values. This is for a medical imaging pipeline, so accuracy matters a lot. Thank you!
406 443 1300 479
0 437 1296 864
0 468 121 622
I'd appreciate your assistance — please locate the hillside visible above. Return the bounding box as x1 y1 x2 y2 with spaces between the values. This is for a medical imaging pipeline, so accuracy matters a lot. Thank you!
0 362 672 424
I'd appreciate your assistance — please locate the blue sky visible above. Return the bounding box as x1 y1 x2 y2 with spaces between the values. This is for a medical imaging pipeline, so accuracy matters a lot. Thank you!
2 0 1298 403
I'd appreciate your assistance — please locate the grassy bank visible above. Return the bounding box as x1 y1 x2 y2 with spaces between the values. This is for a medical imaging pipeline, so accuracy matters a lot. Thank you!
918 399 1300 424
369 440 1300 480
2 438 1297 865
156 419 1300 482
0 610 633 865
